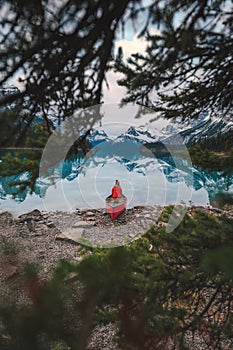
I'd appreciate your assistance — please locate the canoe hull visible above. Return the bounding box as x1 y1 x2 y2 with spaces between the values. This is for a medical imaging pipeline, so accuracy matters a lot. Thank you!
106 195 127 220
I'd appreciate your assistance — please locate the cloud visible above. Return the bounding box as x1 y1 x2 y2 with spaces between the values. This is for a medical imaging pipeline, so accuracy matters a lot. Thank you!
103 29 160 103
103 71 126 104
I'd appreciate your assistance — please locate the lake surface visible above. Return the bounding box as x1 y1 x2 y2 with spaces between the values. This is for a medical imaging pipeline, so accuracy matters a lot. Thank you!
0 142 232 216
0 107 232 216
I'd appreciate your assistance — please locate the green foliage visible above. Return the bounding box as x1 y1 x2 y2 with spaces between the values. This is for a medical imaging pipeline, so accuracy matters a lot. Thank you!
0 150 41 195
0 3 233 348
189 130 233 175
0 107 24 147
0 259 81 350
189 144 221 171
201 246 233 284
0 111 92 195
0 0 140 116
0 106 50 194
214 193 233 207
189 144 233 175
0 208 233 349
115 0 232 119
26 124 51 149
1 0 232 121
192 130 233 153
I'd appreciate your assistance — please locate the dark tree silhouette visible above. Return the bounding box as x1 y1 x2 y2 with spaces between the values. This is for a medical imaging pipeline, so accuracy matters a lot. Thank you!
116 0 233 119
0 0 143 119
1 0 232 121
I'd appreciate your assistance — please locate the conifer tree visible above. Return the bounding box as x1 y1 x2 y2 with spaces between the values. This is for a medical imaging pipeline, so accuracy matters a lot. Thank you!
115 0 233 120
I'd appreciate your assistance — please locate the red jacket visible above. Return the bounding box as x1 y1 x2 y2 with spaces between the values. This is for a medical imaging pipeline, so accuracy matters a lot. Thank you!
112 185 122 198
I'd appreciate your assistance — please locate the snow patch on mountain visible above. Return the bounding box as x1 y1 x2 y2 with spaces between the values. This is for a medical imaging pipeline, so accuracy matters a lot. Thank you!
0 85 20 110
87 112 232 147
116 124 161 144
87 129 112 146
160 112 233 145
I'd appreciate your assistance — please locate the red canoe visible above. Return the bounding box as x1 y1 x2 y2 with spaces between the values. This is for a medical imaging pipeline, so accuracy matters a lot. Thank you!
105 195 127 220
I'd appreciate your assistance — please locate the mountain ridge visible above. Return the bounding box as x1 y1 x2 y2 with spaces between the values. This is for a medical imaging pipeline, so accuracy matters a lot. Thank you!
87 113 233 147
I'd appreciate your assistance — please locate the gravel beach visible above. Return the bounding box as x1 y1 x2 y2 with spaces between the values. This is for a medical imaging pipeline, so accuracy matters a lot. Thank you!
0 205 232 349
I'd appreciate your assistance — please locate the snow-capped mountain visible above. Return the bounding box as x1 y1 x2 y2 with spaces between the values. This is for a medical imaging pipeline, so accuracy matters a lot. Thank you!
161 112 209 135
2 85 232 147
86 113 232 147
86 124 160 146
86 129 112 146
116 124 160 144
0 134 232 215
1 88 232 212
54 138 232 196
0 85 20 110
161 114 233 145
0 85 19 99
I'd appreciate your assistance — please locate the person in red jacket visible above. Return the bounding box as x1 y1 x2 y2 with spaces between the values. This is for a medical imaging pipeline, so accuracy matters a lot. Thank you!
112 179 122 198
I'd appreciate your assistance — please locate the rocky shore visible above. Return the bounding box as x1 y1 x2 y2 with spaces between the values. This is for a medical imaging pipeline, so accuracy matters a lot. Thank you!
0 204 232 349
50 205 163 247
0 205 163 277
0 206 162 349
0 203 232 286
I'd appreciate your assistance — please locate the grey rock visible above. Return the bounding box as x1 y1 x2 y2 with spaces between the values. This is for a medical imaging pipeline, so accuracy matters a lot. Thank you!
85 217 96 221
144 213 153 218
42 214 49 219
79 208 90 213
19 209 42 220
134 205 145 210
27 220 35 231
72 221 94 228
85 211 95 216
35 224 49 232
56 228 85 243
2 264 18 279
31 232 44 237
0 211 15 225
46 221 55 228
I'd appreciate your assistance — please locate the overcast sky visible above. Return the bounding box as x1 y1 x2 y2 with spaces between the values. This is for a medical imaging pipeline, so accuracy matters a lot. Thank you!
5 5 154 105
103 26 159 104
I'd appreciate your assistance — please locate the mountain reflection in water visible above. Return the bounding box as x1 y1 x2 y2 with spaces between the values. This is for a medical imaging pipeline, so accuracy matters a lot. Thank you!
0 139 232 216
